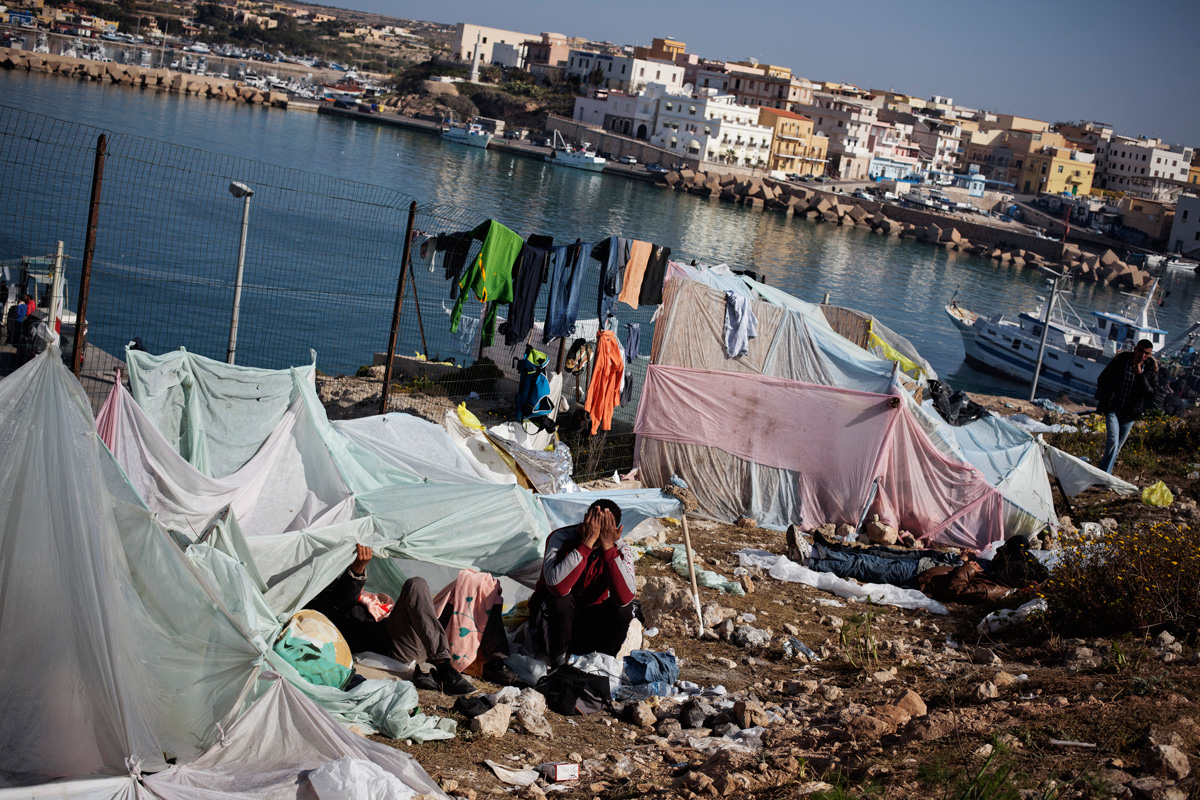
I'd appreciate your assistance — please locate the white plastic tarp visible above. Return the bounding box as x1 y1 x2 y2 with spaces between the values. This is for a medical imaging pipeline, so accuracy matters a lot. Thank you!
143 675 448 800
1042 440 1138 497
97 381 357 539
0 349 267 788
539 488 683 533
737 549 948 614
124 347 317 479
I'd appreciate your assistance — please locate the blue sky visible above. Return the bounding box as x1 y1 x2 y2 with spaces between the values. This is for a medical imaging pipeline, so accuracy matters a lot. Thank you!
356 0 1199 146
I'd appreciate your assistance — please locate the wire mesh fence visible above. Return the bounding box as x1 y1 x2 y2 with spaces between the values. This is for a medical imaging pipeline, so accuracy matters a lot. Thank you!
0 105 647 480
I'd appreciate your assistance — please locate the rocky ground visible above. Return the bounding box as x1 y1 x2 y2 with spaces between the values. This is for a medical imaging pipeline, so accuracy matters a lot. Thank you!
311 377 1200 800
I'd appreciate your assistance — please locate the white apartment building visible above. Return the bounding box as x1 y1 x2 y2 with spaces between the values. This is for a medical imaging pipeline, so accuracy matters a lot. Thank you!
646 86 774 166
867 120 921 180
453 23 537 64
1168 194 1200 257
913 117 963 174
564 49 684 93
572 89 658 139
794 94 877 180
1094 134 1194 201
724 66 813 111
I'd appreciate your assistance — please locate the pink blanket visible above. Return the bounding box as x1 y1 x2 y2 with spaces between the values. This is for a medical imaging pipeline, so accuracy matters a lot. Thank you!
432 569 501 672
634 365 1003 549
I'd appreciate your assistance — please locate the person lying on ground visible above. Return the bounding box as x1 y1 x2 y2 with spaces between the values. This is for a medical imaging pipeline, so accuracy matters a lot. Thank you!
527 499 636 667
786 525 1012 603
307 543 527 695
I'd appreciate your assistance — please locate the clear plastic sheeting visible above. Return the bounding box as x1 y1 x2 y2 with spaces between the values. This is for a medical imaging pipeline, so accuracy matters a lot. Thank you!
124 346 317 479
0 776 140 800
486 435 578 495
358 482 552 578
1041 441 1138 497
0 348 262 787
637 365 1005 549
538 488 682 533
143 675 448 799
737 549 949 615
97 381 357 539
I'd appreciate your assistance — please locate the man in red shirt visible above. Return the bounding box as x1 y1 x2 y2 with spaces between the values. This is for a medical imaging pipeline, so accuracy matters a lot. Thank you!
527 500 636 667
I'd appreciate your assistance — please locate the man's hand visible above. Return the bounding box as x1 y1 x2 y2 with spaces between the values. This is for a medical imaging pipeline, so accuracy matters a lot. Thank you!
599 509 624 551
350 543 373 576
581 506 602 549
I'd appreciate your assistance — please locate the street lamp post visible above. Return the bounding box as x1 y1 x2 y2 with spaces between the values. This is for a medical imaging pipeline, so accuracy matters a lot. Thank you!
226 180 253 364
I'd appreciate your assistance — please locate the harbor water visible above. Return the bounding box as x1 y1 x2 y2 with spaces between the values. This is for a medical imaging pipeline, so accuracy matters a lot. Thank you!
3 69 1199 397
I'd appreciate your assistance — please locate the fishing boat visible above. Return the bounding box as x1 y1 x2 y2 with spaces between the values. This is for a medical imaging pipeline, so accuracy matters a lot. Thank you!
547 130 607 172
441 118 493 149
946 279 1168 399
320 71 365 100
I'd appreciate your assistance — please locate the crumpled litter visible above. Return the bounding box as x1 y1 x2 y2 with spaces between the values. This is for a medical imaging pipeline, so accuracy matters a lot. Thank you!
1005 413 1077 434
485 759 540 786
309 757 417 800
570 652 623 698
632 543 746 595
736 549 947 615
1141 480 1173 507
976 598 1048 634
677 680 727 697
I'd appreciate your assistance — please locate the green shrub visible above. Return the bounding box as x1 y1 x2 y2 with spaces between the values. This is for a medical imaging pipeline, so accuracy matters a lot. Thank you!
1043 520 1200 641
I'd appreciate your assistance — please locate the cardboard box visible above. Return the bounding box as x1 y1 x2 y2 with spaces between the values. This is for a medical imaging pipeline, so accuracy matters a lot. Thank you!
537 763 579 782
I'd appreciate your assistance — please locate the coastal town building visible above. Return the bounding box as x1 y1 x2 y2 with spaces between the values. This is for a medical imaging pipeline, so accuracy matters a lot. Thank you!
564 49 685 93
632 36 685 62
1117 196 1175 248
877 109 962 176
724 62 813 111
571 87 657 139
1093 134 1194 201
867 119 920 180
1189 155 1200 187
1167 194 1200 256
758 108 827 176
647 85 774 166
793 94 877 180
522 31 572 80
452 22 537 64
1016 145 1095 196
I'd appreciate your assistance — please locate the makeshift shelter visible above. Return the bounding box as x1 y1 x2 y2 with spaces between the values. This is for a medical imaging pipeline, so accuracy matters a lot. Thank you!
0 347 448 798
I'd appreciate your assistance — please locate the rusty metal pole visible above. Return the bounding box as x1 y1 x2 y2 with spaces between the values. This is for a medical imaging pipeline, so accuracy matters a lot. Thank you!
73 133 106 377
380 200 417 415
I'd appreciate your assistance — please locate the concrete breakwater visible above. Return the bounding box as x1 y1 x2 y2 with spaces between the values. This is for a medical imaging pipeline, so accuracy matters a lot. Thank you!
0 47 288 107
660 169 1153 291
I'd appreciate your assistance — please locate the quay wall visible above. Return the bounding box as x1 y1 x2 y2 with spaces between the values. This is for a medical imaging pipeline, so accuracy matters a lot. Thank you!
0 47 288 107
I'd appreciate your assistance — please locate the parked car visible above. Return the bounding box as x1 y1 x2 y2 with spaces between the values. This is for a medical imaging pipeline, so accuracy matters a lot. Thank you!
646 163 669 174
935 176 953 186
813 175 830 183
617 155 638 165
852 188 873 200
797 175 814 182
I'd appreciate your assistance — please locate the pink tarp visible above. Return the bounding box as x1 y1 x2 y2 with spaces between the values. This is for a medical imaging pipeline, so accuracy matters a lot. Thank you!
634 365 1004 549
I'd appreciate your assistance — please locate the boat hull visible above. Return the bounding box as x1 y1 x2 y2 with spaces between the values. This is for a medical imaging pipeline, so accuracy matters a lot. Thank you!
547 152 606 172
441 129 492 149
946 307 1103 399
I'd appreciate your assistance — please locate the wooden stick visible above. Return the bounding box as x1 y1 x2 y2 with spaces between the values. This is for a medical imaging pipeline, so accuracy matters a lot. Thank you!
680 515 704 633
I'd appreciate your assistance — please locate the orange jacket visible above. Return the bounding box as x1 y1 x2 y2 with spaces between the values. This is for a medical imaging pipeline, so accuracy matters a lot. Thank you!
584 330 625 434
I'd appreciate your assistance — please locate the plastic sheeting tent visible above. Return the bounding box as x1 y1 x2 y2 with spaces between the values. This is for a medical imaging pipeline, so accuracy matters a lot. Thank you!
635 364 1005 549
0 348 447 798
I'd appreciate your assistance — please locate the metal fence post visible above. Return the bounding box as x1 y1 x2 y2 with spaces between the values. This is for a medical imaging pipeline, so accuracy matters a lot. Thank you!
73 133 106 377
380 200 417 415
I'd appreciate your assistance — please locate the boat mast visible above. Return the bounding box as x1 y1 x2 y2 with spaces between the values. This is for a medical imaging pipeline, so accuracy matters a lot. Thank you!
1029 273 1063 401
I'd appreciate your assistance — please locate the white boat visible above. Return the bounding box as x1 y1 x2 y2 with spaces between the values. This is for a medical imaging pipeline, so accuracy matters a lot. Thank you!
441 119 493 149
547 130 606 172
1165 257 1199 273
33 34 50 54
946 279 1168 399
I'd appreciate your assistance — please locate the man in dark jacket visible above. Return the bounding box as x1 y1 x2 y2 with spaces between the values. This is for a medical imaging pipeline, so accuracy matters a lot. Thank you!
1095 339 1158 473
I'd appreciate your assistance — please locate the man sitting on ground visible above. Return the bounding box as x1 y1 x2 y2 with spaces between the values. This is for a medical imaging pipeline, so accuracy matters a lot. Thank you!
527 500 636 667
307 543 526 695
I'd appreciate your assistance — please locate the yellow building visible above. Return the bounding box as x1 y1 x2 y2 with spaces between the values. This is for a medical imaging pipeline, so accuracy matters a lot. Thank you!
758 108 828 176
1189 157 1200 186
634 37 685 61
1018 145 1095 195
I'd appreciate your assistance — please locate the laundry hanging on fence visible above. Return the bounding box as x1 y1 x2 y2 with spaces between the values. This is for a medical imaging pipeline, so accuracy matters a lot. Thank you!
617 239 653 309
623 322 641 362
638 244 672 306
724 290 758 358
544 241 594 342
450 220 524 347
499 235 553 346
592 235 631 323
436 230 480 299
584 330 625 434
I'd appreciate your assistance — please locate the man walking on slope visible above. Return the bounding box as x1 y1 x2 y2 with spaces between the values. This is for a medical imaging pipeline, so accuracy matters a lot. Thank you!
1095 339 1158 474
527 500 636 666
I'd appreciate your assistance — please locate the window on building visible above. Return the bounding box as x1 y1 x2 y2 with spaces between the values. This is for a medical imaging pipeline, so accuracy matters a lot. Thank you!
689 105 696 115
482 36 487 43
837 120 843 128
621 64 625 74
702 78 709 87
665 101 673 111
1057 165 1063 173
